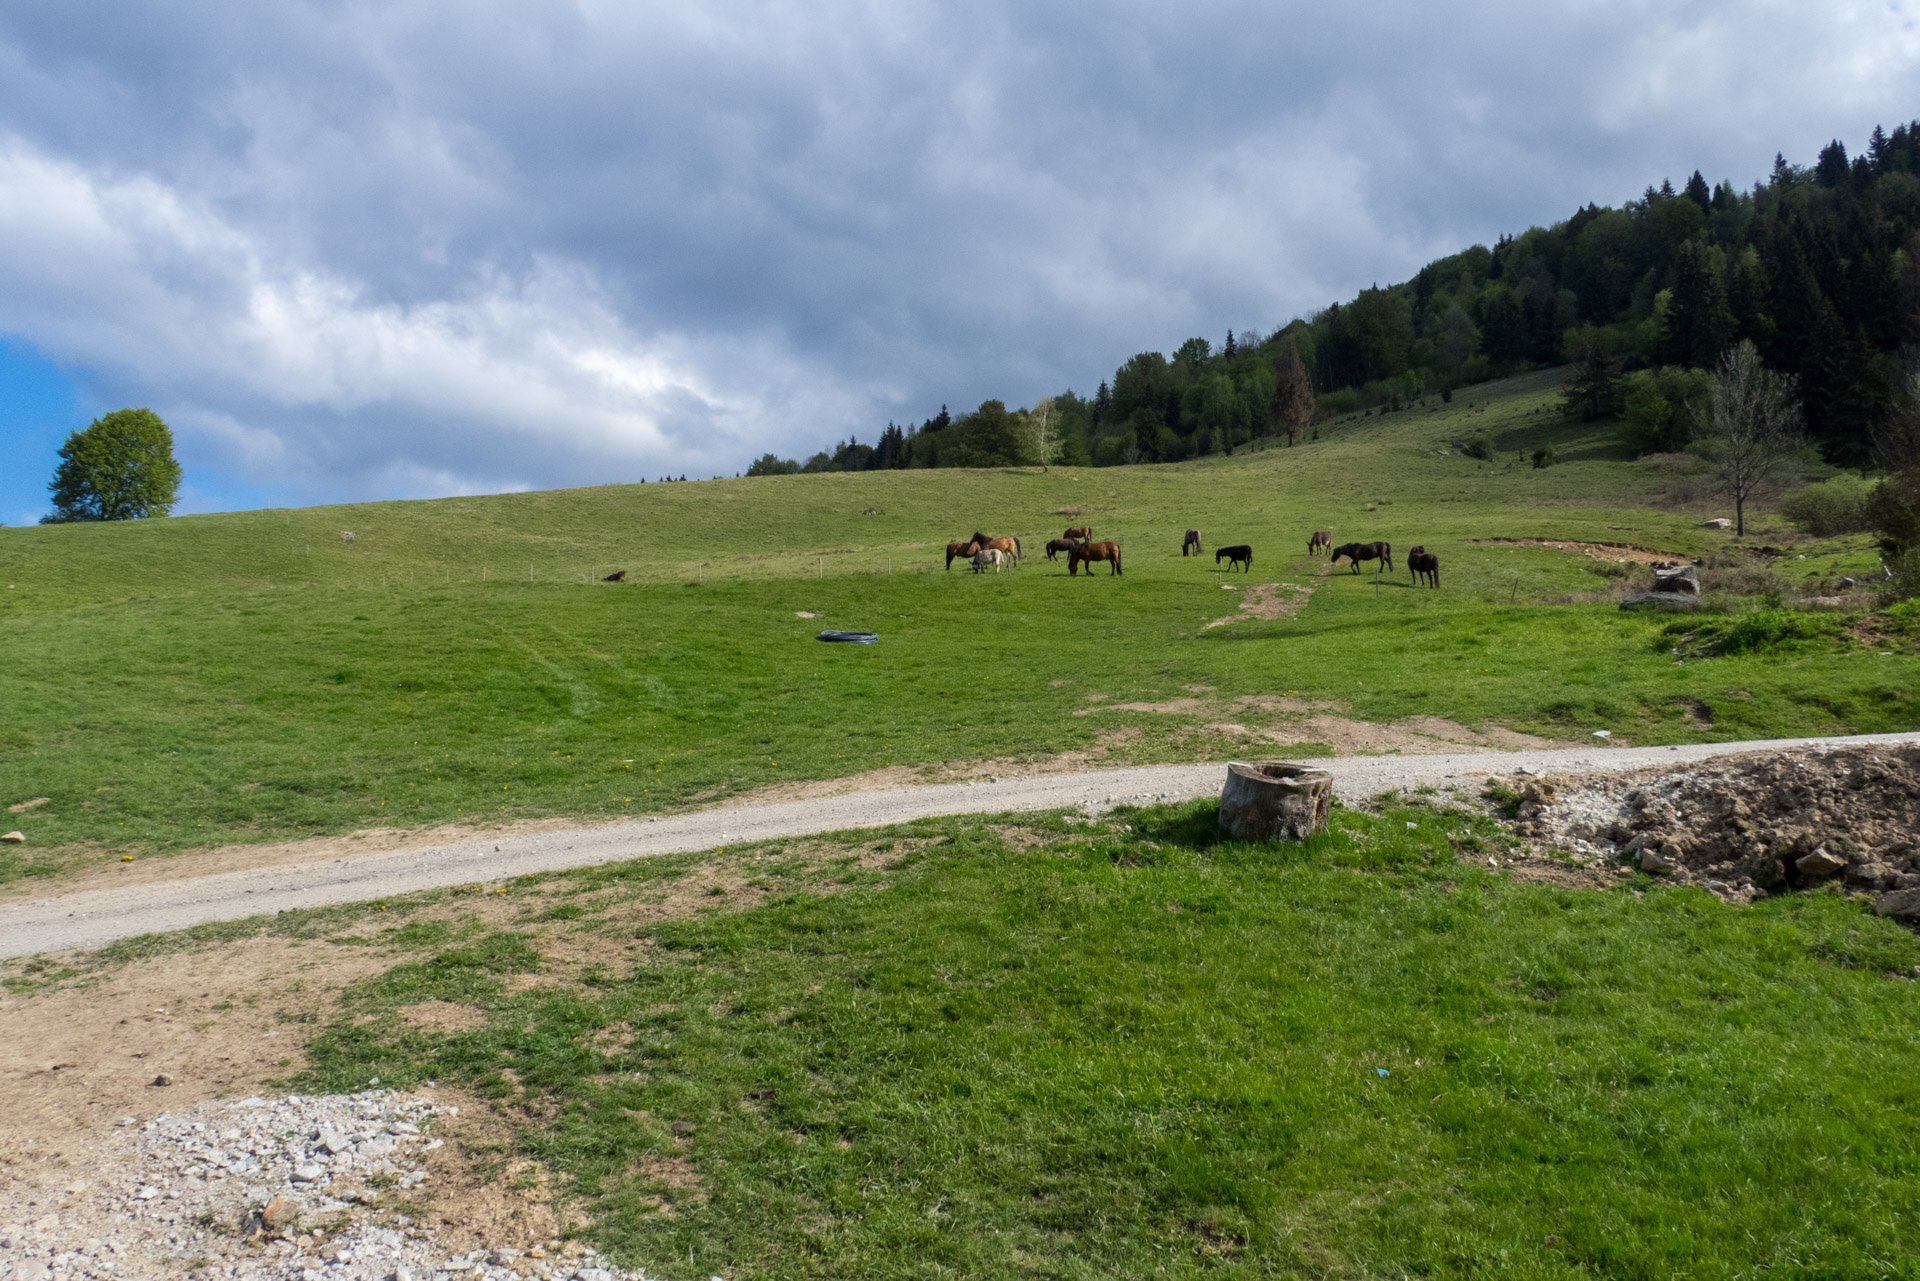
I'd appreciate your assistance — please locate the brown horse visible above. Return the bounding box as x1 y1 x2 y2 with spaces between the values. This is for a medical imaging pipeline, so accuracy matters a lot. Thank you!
1064 525 1092 540
1043 537 1081 561
1407 546 1439 588
1308 530 1332 556
985 535 1022 564
1070 541 1122 576
1330 541 1393 574
945 540 982 570
1182 529 1202 556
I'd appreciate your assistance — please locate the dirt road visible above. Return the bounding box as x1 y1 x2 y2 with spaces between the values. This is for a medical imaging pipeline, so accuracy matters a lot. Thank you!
6 731 1917 958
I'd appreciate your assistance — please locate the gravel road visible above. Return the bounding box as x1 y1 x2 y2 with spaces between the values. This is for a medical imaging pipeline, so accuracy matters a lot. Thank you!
6 731 1917 959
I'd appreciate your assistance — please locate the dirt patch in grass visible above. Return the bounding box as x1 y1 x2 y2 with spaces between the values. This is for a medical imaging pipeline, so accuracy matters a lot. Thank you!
1205 581 1314 628
398 999 491 1032
0 935 390 1153
1076 692 1562 756
405 1092 565 1251
722 732 1145 804
1477 538 1691 564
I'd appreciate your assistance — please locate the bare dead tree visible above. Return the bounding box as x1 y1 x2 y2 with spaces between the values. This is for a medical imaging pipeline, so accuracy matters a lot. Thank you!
1695 340 1806 536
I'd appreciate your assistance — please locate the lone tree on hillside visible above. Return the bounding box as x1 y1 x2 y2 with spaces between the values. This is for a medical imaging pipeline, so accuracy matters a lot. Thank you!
1695 341 1805 536
1268 338 1315 445
44 408 182 523
1560 324 1620 420
1021 396 1063 470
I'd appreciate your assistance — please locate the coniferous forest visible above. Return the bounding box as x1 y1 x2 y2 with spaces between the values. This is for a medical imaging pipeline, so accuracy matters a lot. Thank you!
747 122 1920 476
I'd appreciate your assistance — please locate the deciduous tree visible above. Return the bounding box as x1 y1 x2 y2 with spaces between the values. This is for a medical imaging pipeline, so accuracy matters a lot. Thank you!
45 408 181 523
1696 340 1806 536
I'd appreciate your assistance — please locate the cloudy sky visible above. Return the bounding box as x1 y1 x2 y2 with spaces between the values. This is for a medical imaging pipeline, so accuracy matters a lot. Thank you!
2 0 1917 522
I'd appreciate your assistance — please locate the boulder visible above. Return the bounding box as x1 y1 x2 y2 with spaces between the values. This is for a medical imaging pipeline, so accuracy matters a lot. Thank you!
1651 563 1700 595
1219 762 1333 842
1795 847 1847 879
1875 888 1920 918
0 831 24 844
1619 594 1703 613
260 1195 297 1232
1638 844 1675 873
1702 517 1732 529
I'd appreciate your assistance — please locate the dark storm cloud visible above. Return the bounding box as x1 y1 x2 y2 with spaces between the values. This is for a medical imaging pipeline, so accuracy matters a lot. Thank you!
0 0 1914 507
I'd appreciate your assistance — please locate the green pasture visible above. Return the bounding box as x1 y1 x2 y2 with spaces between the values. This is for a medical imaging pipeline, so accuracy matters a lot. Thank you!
68 797 1920 1279
1 370 1913 876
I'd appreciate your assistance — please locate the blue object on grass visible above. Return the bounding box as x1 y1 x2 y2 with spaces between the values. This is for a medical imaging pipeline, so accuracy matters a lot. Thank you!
1376 1068 1390 1076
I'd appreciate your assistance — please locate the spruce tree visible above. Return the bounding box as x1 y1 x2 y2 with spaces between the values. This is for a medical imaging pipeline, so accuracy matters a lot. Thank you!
1559 326 1619 420
1661 240 1733 368
1268 339 1315 445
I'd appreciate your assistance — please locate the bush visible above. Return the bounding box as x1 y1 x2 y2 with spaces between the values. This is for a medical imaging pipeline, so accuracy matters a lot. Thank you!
1619 367 1713 457
1781 475 1874 536
1531 444 1558 469
1659 608 1847 659
1463 435 1497 461
1316 388 1358 419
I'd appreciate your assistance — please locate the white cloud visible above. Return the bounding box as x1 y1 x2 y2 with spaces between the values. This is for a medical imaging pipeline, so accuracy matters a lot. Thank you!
0 0 1918 508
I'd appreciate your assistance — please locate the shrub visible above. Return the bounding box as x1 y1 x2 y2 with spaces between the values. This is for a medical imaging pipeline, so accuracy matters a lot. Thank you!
1658 609 1847 659
1781 474 1874 536
1531 444 1558 469
1619 366 1713 457
1463 435 1497 461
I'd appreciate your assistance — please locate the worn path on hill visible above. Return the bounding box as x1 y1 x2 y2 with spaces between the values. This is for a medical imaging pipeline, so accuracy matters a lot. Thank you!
6 731 1918 959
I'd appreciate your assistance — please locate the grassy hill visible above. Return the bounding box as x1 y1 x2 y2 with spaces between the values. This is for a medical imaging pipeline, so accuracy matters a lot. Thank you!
2 370 1912 877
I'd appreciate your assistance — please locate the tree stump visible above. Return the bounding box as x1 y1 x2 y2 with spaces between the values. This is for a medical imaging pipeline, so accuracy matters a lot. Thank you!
1219 762 1333 842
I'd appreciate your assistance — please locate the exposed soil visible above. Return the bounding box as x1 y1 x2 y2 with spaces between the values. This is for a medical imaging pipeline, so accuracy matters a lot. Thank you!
1205 581 1313 628
1510 744 1920 909
1477 538 1692 564
1074 692 1563 756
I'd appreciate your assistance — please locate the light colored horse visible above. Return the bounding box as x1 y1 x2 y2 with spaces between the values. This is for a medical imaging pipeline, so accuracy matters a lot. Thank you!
971 547 1007 574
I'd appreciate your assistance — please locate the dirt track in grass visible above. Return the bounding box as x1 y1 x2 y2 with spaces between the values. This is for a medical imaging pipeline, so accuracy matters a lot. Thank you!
5 732 1920 960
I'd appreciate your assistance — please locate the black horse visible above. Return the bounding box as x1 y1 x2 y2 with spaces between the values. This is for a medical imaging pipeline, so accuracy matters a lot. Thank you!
1182 529 1202 556
1216 544 1252 572
1043 537 1081 562
1329 541 1392 574
1408 546 1439 588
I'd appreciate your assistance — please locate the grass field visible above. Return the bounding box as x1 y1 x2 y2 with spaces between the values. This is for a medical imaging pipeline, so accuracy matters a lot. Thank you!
2 369 1914 878
29 796 1920 1278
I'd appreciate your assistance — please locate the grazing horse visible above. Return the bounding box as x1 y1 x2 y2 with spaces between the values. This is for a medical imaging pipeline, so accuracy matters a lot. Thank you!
1216 544 1252 572
601 570 628 582
971 547 1007 574
946 540 983 570
1308 530 1332 556
1330 541 1393 574
1182 529 1202 556
1043 537 1081 561
1064 525 1092 541
985 535 1022 565
1407 546 1439 588
1069 541 1123 576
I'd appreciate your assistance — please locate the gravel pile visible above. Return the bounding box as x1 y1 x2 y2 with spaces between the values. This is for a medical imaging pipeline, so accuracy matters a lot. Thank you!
1508 744 1920 908
0 1092 658 1281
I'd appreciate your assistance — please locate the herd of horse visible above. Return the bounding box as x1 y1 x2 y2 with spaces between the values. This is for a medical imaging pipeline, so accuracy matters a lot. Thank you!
944 525 1439 586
